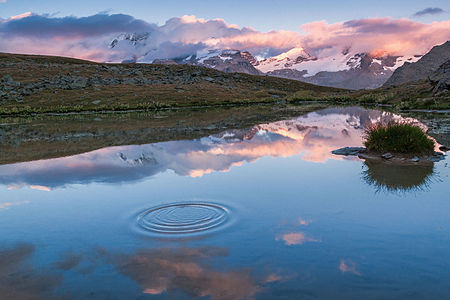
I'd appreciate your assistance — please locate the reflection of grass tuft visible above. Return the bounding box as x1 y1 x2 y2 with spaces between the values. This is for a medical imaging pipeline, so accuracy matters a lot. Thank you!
362 160 435 193
364 122 435 154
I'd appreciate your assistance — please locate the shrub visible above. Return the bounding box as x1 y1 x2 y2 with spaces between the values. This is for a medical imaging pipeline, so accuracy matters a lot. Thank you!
364 122 435 154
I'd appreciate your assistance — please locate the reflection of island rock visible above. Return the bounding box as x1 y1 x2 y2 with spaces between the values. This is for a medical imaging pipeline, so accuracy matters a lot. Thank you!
0 107 427 189
362 159 435 192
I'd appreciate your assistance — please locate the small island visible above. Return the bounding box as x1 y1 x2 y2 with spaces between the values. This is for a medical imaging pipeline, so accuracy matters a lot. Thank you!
332 122 447 163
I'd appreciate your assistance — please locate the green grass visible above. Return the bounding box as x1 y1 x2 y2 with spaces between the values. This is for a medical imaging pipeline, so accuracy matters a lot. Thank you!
364 122 435 154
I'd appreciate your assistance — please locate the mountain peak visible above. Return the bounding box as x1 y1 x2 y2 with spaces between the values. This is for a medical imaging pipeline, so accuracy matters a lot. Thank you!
110 32 150 49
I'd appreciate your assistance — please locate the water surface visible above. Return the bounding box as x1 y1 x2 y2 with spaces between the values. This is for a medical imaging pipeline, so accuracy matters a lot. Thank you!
0 107 449 299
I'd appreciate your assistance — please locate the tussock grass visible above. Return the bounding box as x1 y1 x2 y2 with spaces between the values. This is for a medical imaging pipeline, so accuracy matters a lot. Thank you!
364 122 435 154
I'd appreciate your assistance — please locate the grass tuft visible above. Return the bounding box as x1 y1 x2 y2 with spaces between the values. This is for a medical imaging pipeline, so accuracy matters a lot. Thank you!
364 122 435 154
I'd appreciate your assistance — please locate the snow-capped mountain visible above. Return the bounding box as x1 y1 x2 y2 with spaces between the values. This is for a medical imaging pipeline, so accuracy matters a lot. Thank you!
255 49 421 89
145 49 262 75
187 49 261 75
255 47 315 70
107 32 423 89
110 33 150 49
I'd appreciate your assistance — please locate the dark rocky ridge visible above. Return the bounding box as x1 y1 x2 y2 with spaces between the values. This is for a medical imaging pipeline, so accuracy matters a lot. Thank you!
429 60 450 95
384 41 450 87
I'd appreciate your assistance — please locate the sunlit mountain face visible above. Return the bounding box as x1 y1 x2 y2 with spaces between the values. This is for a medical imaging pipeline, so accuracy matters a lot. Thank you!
0 107 427 190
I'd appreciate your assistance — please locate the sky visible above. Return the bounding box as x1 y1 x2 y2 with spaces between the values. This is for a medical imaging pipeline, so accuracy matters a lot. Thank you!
0 0 449 63
1 0 449 32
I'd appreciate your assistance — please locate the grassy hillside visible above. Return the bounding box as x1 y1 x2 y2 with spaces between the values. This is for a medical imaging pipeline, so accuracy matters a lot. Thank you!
0 52 345 115
1 53 448 116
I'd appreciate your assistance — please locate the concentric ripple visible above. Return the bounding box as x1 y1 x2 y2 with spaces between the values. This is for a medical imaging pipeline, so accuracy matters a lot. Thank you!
137 203 229 235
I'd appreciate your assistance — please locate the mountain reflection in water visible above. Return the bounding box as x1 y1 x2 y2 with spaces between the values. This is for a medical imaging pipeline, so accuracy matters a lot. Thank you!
0 107 427 190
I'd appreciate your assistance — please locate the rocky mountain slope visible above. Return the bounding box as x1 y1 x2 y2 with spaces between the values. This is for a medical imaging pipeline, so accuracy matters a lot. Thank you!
429 59 450 95
384 41 450 87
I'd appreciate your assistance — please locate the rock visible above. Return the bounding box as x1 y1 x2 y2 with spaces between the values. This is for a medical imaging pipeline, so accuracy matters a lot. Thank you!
109 66 120 73
123 78 137 85
410 157 420 162
381 153 393 159
331 147 366 156
1 74 14 84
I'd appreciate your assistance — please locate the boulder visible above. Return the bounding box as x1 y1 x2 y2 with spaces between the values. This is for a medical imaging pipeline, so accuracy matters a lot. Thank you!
381 153 393 159
1 74 14 84
331 147 366 156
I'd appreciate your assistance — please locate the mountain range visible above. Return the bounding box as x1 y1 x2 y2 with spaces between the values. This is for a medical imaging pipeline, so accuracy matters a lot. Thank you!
109 33 442 90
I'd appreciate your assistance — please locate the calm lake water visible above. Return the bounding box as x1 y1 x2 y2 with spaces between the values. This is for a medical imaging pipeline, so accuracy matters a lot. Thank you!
0 107 449 299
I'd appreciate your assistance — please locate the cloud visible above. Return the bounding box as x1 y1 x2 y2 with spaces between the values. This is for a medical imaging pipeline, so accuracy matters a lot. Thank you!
0 13 156 61
413 7 445 17
0 0 6 3
1 12 448 63
300 18 450 57
0 200 29 210
8 12 32 20
1 13 153 38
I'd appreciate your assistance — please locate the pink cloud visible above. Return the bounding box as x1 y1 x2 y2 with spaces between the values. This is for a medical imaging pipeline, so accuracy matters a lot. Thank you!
1 13 448 63
300 18 450 57
9 12 32 20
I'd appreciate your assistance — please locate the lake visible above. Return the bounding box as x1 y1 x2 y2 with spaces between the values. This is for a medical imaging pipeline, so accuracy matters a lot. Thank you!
0 106 449 299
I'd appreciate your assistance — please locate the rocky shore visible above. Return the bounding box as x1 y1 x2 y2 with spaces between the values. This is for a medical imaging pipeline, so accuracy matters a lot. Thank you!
332 146 447 163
